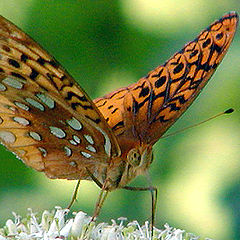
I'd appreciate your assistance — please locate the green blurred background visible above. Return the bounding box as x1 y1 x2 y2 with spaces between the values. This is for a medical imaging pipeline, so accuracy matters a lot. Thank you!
0 0 240 239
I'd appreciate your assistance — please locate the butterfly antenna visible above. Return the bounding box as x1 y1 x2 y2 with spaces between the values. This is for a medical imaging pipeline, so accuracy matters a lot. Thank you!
161 108 234 139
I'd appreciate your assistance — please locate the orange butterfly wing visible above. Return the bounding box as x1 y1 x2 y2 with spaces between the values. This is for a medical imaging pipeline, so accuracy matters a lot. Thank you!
0 12 238 186
0 15 120 180
95 12 238 149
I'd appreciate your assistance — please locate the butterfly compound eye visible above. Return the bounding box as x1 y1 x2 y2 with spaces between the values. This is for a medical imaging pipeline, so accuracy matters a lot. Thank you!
127 148 142 167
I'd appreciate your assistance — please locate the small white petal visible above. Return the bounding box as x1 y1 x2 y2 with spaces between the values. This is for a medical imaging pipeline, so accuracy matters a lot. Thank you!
41 210 52 231
6 219 17 235
60 219 73 237
71 211 91 237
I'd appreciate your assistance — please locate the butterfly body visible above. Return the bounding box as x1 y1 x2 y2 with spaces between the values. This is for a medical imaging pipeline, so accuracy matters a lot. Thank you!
0 13 238 193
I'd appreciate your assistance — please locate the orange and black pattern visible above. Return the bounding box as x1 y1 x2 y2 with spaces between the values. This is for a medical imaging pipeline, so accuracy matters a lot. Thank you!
0 12 237 187
95 12 238 146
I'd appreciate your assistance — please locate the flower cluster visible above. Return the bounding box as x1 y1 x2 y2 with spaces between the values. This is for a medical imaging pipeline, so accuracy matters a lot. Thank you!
0 207 209 240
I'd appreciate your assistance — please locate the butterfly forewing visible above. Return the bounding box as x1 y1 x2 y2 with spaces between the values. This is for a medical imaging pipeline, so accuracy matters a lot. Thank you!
0 15 121 180
95 12 238 146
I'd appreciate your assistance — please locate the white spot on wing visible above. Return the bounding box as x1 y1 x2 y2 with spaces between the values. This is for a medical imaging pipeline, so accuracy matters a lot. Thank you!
49 126 66 139
66 117 82 130
14 101 29 111
38 147 47 157
86 145 96 153
69 139 78 145
84 135 94 145
73 135 81 144
8 106 16 112
25 98 44 111
0 131 16 143
64 146 72 157
29 131 41 141
13 117 30 126
69 161 77 167
2 77 25 89
36 93 55 109
0 83 6 91
95 125 111 156
81 152 92 158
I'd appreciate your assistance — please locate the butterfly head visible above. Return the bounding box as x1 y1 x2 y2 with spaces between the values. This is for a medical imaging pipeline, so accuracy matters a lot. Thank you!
114 145 153 188
127 146 153 173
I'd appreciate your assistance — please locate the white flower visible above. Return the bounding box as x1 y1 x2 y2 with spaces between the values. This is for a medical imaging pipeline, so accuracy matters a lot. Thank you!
0 206 210 240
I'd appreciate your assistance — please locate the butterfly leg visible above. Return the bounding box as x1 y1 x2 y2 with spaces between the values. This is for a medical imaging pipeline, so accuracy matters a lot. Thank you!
123 185 158 235
92 188 109 221
85 167 109 221
80 186 109 239
67 180 81 209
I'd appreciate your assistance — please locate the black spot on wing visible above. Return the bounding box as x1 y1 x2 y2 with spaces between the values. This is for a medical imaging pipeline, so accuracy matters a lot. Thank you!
30 69 39 80
8 59 20 68
37 57 46 65
21 54 28 63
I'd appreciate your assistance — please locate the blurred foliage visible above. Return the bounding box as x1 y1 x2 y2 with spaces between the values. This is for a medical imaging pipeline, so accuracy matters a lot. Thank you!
0 1 239 240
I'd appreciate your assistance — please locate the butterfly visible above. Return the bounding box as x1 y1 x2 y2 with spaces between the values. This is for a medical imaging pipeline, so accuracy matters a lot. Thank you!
0 12 238 223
